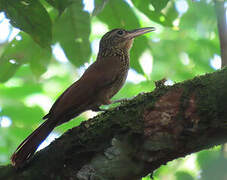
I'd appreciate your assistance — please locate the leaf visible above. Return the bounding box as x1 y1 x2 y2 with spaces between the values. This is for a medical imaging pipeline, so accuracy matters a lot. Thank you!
114 81 155 100
96 0 150 74
198 150 227 180
2 104 44 127
53 1 91 67
0 0 52 48
164 2 179 24
180 0 216 31
45 0 74 15
175 171 194 180
0 83 43 99
151 0 169 11
0 32 51 82
92 0 109 16
130 37 149 75
197 149 220 169
131 0 178 27
0 58 21 83
29 45 51 77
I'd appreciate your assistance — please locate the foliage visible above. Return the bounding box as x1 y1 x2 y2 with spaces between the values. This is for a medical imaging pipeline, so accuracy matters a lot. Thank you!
0 0 225 179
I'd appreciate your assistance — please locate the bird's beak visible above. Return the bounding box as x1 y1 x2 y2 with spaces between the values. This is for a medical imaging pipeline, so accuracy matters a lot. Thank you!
125 27 155 39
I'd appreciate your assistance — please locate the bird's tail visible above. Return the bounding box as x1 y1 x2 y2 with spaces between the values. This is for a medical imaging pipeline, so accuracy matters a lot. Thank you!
11 119 57 168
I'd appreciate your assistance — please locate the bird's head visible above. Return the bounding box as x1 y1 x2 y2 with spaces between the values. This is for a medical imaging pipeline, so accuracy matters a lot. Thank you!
99 27 155 53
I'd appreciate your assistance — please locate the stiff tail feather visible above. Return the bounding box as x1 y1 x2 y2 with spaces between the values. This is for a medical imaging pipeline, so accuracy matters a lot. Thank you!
11 119 57 168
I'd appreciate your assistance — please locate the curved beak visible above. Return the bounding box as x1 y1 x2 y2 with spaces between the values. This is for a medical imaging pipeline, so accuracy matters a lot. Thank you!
125 27 155 39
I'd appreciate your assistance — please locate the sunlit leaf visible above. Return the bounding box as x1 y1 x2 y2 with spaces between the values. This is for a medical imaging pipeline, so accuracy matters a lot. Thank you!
151 0 169 11
113 81 155 101
93 0 109 16
53 1 91 67
131 0 178 27
197 149 220 169
0 32 51 82
175 171 194 180
180 0 216 31
2 104 44 126
0 0 52 48
0 59 21 83
200 155 227 180
29 46 51 77
0 83 42 99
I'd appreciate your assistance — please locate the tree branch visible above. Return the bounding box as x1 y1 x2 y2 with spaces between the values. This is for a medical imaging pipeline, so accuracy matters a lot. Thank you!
1 68 227 180
214 0 227 67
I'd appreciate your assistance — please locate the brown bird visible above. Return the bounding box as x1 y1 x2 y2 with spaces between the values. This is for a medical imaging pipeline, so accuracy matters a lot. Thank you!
11 27 155 168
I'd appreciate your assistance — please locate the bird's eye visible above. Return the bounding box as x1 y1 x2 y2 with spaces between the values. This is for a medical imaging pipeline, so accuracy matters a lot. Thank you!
117 30 124 35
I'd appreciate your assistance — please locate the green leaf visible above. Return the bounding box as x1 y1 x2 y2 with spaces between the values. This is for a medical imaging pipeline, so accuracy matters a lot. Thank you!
175 171 194 180
53 1 91 67
113 81 155 101
0 58 21 83
96 0 150 74
131 0 178 27
151 0 169 11
0 0 52 48
92 0 109 16
180 0 216 30
45 0 74 15
198 151 227 180
197 149 220 169
1 104 44 127
29 45 51 77
164 2 179 24
0 83 42 100
0 32 51 82
130 37 149 75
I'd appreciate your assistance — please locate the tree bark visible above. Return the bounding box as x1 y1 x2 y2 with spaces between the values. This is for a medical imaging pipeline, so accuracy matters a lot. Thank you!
1 67 227 180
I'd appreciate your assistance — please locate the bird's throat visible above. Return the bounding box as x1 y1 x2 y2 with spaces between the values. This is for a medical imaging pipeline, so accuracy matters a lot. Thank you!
98 47 129 59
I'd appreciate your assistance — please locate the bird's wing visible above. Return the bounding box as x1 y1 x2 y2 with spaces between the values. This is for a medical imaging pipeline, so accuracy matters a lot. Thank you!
43 56 122 121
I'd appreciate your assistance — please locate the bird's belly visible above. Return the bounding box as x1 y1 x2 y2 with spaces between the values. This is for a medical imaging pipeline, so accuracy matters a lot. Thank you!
110 72 128 96
100 70 128 105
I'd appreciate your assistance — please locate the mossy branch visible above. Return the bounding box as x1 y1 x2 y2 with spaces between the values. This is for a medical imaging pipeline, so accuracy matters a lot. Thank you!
1 68 227 180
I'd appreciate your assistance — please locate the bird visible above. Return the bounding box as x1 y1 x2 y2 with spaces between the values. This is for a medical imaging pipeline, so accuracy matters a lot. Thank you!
11 27 155 168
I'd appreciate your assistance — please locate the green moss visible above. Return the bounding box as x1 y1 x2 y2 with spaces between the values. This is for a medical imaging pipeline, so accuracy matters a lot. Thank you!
194 68 227 126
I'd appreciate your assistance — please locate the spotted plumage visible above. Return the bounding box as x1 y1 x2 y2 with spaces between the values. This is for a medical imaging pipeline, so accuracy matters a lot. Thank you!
11 27 155 168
